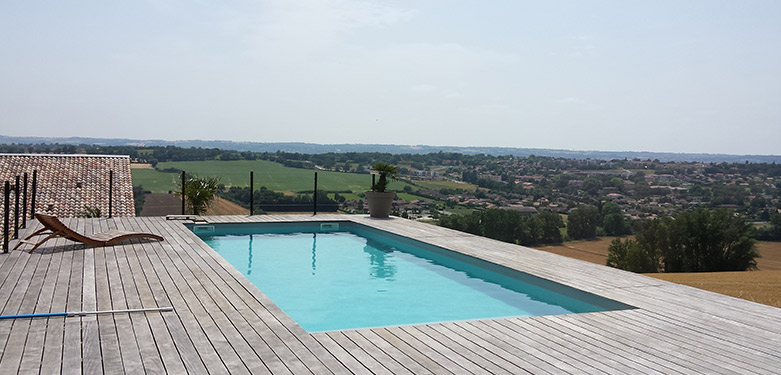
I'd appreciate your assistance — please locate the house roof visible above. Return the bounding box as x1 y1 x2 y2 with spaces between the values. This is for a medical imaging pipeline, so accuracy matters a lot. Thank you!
0 154 135 227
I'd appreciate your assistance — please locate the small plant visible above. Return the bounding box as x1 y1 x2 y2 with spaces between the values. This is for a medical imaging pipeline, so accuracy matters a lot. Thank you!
78 206 102 218
177 175 221 215
370 163 398 192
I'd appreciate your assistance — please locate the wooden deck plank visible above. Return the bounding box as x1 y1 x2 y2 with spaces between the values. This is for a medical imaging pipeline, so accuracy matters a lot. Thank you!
400 324 496 375
438 322 538 374
422 323 529 375
592 310 776 373
0 319 28 374
474 319 586 374
90 225 122 375
551 312 728 374
124 222 209 375
311 332 370 374
356 329 432 375
536 315 681 375
39 244 74 375
19 244 65 374
62 249 84 375
0 245 47 374
14 255 55 373
516 315 654 375
135 229 236 375
114 241 171 374
18 320 47 374
39 318 66 375
109 221 167 374
445 321 558 375
494 317 613 374
326 331 395 375
370 328 451 375
125 220 198 374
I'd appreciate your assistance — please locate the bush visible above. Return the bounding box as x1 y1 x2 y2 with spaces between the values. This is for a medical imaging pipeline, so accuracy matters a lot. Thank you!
607 209 759 273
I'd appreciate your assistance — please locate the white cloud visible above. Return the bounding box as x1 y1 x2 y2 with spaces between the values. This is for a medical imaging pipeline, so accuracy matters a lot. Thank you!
235 0 415 60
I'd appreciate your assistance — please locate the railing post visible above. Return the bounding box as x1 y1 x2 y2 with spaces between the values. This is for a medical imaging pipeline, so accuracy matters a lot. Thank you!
181 171 186 215
3 181 10 253
249 171 254 216
30 170 37 219
13 176 20 239
108 170 113 218
313 172 318 216
22 173 28 228
372 174 376 189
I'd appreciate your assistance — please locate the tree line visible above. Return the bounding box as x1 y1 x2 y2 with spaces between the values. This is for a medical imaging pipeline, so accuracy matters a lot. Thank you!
220 186 338 212
439 205 764 273
607 209 758 273
438 209 565 246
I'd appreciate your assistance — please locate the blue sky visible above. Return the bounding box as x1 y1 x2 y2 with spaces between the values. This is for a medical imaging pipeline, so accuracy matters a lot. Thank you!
1 1 780 155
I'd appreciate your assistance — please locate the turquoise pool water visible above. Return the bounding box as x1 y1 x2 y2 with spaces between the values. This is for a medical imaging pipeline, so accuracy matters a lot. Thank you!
192 222 632 332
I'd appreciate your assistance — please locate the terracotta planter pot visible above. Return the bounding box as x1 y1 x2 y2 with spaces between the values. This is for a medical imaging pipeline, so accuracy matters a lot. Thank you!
365 191 395 218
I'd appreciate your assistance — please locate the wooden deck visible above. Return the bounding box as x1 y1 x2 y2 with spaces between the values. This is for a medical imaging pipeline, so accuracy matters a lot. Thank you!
1 215 781 374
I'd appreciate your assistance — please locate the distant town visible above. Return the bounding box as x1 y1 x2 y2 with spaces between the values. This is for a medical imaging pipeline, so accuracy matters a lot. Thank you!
2 140 779 229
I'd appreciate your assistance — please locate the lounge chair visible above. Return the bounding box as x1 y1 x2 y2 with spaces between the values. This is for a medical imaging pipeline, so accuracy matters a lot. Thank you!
14 214 164 253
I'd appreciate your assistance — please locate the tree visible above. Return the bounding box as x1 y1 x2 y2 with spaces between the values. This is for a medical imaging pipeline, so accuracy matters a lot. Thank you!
606 238 658 273
567 205 600 239
607 209 759 273
178 175 220 215
601 202 629 236
581 176 603 196
537 212 564 243
133 185 147 216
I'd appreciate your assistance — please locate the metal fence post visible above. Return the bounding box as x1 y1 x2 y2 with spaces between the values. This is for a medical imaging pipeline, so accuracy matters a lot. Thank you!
30 170 37 219
249 171 254 216
313 172 318 216
13 176 19 239
108 170 113 218
22 173 28 228
181 171 186 215
3 181 9 253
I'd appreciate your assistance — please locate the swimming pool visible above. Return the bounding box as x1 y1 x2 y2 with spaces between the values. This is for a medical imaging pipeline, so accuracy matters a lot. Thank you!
191 221 632 332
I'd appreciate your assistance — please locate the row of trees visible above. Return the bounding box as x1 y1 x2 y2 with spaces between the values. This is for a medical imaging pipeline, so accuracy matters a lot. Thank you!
438 209 564 246
220 186 338 212
606 209 758 273
567 202 631 239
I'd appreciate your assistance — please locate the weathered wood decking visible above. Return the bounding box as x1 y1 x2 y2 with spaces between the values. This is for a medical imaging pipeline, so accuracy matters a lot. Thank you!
1 215 780 374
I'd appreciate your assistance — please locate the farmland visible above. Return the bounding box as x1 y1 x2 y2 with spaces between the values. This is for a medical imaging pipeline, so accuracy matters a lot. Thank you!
132 160 414 194
533 239 781 307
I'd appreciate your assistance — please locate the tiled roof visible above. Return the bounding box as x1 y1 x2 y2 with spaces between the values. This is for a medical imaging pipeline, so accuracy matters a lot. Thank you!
0 154 135 232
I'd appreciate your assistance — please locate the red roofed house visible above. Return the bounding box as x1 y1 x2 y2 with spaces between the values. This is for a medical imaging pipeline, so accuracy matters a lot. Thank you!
0 154 135 233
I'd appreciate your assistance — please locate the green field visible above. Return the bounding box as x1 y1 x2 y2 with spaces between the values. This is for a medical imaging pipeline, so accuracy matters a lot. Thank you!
413 180 478 191
396 192 434 202
132 160 414 194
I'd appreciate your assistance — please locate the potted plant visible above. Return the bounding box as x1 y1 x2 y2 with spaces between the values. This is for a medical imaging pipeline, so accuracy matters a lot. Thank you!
365 163 398 218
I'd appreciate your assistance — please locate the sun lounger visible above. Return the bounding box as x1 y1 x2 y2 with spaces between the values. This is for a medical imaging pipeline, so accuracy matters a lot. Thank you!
14 214 164 253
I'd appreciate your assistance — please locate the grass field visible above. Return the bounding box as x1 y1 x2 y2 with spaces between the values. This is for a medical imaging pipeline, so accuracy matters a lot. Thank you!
414 180 479 191
532 239 781 307
204 197 249 215
647 271 781 308
132 160 414 194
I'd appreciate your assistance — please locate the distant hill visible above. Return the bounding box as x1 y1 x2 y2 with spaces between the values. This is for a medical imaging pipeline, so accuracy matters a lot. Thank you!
2 134 779 163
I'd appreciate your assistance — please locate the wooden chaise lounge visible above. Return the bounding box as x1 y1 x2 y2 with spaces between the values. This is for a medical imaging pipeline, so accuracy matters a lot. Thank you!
14 214 164 253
